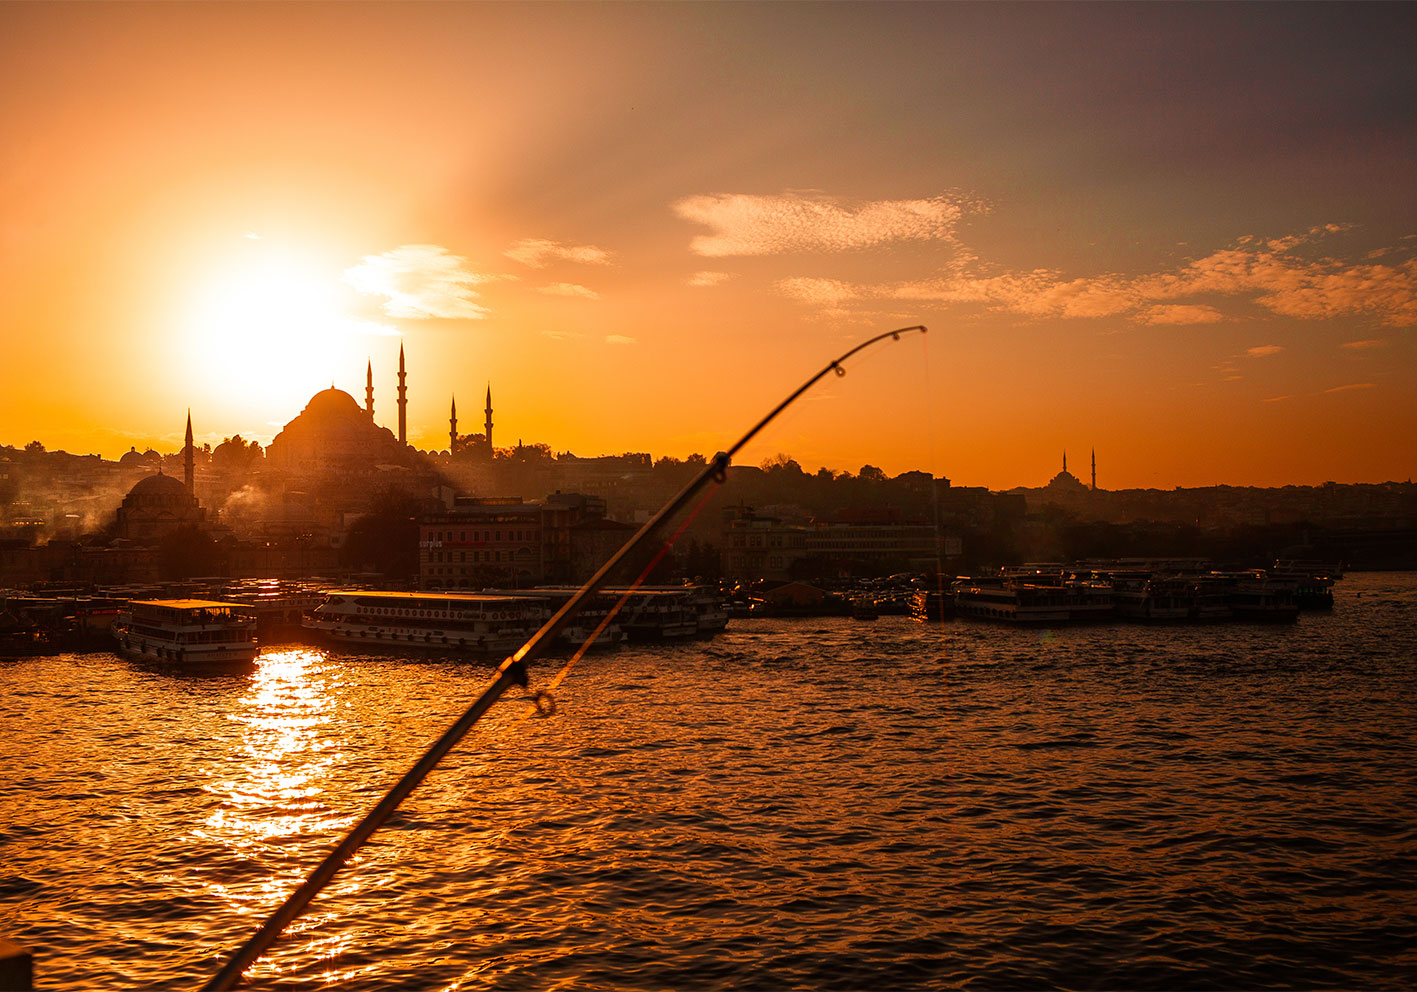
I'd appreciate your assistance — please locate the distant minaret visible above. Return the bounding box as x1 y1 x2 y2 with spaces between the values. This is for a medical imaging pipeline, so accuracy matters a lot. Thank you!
397 342 407 445
1091 449 1097 491
184 410 195 493
1063 450 1067 475
365 360 375 419
449 394 458 453
484 383 494 453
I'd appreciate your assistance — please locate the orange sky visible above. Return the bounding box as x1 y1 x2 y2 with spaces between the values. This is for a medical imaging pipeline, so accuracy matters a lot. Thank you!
1 3 1413 489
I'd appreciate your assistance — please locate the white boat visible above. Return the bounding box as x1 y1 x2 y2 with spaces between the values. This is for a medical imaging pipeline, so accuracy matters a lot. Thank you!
486 585 723 641
112 599 259 665
952 577 1072 623
1110 573 1193 621
304 590 557 654
1218 571 1300 622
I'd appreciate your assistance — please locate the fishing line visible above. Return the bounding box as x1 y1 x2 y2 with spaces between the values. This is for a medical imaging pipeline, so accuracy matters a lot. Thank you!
202 324 926 992
921 331 952 636
520 482 722 719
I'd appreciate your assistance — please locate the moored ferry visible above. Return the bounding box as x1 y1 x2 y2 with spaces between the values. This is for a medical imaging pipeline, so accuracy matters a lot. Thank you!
952 577 1073 623
487 585 726 640
1109 572 1193 621
304 591 557 654
111 599 259 665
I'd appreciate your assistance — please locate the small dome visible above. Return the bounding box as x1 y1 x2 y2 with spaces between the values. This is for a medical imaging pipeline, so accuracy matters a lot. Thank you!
127 472 189 499
119 447 148 467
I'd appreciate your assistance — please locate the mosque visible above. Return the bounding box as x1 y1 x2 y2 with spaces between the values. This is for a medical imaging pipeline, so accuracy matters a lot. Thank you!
1045 450 1097 493
112 342 496 547
112 413 207 542
265 342 498 472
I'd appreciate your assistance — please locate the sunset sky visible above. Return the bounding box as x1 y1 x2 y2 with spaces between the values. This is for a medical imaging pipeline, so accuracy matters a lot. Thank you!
2 2 1413 489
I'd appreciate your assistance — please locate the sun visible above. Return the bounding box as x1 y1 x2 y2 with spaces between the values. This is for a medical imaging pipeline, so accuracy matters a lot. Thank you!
176 240 395 417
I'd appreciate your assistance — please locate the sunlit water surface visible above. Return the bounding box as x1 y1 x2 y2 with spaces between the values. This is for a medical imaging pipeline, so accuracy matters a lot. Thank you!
2 573 1415 990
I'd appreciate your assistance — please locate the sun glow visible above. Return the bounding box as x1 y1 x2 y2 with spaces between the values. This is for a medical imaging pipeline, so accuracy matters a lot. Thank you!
176 240 398 415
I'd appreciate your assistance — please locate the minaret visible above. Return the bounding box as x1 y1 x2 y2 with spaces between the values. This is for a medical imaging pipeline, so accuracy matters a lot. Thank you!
365 360 375 419
449 394 458 454
397 342 407 445
1062 450 1067 475
184 410 195 493
484 383 494 454
1091 449 1097 491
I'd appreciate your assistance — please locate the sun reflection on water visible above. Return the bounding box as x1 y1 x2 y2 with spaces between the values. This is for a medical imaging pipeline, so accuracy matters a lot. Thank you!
194 648 356 909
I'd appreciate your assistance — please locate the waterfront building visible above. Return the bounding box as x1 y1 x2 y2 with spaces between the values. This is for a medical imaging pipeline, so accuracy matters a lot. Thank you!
721 504 961 580
419 492 611 588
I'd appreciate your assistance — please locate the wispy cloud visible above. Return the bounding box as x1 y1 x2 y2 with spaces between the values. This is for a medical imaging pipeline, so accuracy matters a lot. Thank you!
1262 395 1292 403
1142 304 1225 326
1246 345 1284 357
538 282 599 300
674 191 973 257
776 277 863 307
688 271 732 288
1324 382 1376 393
777 224 1417 327
541 330 584 341
605 334 636 346
344 245 492 319
505 238 612 268
1341 339 1388 349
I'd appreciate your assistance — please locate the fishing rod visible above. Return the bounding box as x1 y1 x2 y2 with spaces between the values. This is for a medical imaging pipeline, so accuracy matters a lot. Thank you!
202 323 926 991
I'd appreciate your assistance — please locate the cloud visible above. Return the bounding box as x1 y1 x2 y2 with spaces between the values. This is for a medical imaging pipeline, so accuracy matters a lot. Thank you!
538 282 599 300
540 330 584 341
1246 345 1284 357
605 334 636 345
776 277 863 307
1142 304 1225 325
1341 339 1388 349
674 191 972 257
1323 383 1376 393
779 224 1417 327
688 271 732 288
1262 395 1292 403
344 245 492 319
505 238 612 268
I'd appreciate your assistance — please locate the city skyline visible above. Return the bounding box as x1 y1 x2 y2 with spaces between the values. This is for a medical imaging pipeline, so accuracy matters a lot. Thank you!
2 3 1413 490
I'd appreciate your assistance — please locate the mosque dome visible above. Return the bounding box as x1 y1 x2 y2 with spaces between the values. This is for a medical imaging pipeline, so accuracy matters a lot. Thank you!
114 471 205 542
127 472 189 500
302 388 364 418
267 385 411 475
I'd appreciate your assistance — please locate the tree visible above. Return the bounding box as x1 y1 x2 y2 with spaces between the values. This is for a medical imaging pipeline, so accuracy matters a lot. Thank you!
761 453 803 474
858 464 886 483
24 441 43 453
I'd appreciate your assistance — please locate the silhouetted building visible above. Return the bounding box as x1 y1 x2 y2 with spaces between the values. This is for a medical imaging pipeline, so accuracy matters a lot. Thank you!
266 387 411 476
114 472 206 543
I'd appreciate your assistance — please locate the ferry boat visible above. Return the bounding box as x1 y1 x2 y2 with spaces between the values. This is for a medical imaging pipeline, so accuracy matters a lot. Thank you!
1219 571 1300 622
111 599 259 665
304 591 571 654
1110 572 1193 621
952 577 1073 623
953 570 1115 623
1270 559 1339 610
486 585 721 640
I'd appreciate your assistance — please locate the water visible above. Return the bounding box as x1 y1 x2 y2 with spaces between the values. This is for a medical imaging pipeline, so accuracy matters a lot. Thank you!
3 572 1415 990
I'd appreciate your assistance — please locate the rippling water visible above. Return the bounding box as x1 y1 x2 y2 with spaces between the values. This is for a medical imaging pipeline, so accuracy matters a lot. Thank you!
3 572 1416 990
